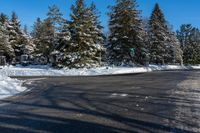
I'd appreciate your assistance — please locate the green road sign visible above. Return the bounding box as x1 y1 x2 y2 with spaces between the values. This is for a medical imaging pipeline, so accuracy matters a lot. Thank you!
130 48 135 56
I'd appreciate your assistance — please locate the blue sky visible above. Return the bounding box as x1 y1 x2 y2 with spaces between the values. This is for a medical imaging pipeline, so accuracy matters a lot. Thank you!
0 0 200 32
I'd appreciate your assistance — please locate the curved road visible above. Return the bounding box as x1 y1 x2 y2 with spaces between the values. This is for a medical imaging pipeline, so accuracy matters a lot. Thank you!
0 71 200 133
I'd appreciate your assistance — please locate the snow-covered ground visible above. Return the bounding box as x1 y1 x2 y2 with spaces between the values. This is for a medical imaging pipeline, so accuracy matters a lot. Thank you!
0 64 200 100
0 75 26 99
0 64 200 77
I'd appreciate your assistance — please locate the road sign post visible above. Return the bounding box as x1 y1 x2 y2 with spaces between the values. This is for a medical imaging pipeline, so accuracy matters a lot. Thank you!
130 48 135 57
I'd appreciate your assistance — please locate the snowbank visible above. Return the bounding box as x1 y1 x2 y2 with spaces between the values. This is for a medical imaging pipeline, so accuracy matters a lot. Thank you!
0 64 200 77
0 75 26 99
0 64 199 100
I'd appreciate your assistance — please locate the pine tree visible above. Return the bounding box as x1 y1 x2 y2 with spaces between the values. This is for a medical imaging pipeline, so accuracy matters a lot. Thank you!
23 25 28 35
87 2 105 66
50 19 71 67
176 24 193 51
37 19 54 60
176 24 193 64
47 4 64 47
31 18 44 64
31 18 43 40
141 18 151 65
0 13 9 24
177 25 200 64
56 20 71 51
47 4 63 31
149 3 170 65
168 31 183 64
8 12 29 64
21 26 35 56
67 0 105 68
107 0 147 66
0 20 14 63
31 17 55 65
149 4 183 65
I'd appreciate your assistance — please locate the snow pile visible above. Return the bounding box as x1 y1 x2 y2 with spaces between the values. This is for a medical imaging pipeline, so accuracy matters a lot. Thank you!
149 65 187 70
0 64 199 77
0 64 199 99
189 65 200 69
0 75 26 99
0 65 152 76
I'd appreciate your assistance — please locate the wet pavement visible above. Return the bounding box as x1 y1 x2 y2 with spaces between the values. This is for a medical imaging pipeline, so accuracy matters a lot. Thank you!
0 71 200 133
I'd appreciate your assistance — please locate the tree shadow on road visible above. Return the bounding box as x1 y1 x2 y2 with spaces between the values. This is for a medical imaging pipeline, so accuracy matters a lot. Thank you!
0 75 198 133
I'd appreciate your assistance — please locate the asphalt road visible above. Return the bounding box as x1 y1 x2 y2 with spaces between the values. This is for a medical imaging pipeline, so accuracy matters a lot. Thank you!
0 71 200 133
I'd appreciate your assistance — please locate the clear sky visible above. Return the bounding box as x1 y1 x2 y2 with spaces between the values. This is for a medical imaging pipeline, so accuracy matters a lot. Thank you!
0 0 200 32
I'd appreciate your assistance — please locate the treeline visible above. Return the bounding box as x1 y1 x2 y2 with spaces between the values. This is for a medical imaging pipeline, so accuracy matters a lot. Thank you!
0 0 199 68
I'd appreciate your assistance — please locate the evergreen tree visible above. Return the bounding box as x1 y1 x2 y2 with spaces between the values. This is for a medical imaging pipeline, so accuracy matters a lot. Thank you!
8 12 30 63
46 5 67 66
21 26 35 56
0 13 9 24
141 18 151 65
148 3 182 65
8 12 21 63
23 25 28 35
67 0 104 68
87 2 105 66
107 0 147 66
31 18 55 64
31 18 43 39
177 24 193 51
47 4 63 31
31 18 45 64
50 19 71 67
47 4 64 47
56 20 71 51
168 31 183 64
0 20 14 63
177 25 200 64
149 3 170 65
38 19 54 58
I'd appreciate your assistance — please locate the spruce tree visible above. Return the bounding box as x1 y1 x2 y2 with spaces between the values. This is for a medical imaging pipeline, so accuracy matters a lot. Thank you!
168 31 183 64
56 20 71 51
8 12 29 64
87 2 105 66
177 24 193 51
23 25 28 35
68 0 104 68
47 4 63 31
36 19 54 61
50 19 71 67
21 26 35 57
0 20 14 63
31 18 44 64
149 3 182 65
176 24 193 64
177 26 200 64
31 18 43 40
149 3 169 65
31 17 55 65
0 13 9 24
107 0 147 66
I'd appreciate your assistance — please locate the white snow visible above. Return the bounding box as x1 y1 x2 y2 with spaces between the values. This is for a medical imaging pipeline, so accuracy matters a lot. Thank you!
0 64 199 100
121 94 128 97
0 75 26 99
110 93 128 98
0 64 200 77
